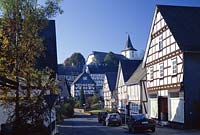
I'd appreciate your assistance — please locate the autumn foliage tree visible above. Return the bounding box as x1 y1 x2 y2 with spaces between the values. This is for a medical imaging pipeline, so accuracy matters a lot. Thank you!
0 0 62 134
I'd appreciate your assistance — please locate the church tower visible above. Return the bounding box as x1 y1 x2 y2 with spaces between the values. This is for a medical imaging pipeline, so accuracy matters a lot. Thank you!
121 35 137 60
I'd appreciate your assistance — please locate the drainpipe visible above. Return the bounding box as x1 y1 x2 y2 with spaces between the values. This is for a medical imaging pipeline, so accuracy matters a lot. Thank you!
140 81 143 113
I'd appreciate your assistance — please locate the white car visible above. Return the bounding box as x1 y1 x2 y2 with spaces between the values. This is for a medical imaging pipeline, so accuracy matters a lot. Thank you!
104 113 121 126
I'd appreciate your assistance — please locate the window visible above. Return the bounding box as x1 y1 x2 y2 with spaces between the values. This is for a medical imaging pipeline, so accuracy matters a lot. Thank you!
130 103 140 114
172 58 177 74
150 66 154 80
159 35 163 50
159 62 164 78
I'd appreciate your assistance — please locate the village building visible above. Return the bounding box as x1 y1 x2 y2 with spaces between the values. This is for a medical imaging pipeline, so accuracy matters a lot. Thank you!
126 63 148 115
71 72 96 99
103 72 118 111
143 5 200 128
86 65 118 99
116 59 141 113
57 64 83 99
86 51 127 65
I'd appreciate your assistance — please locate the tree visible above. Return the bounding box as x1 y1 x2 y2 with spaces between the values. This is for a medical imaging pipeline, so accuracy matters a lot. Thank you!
0 0 63 134
79 87 85 108
104 52 120 66
64 52 85 68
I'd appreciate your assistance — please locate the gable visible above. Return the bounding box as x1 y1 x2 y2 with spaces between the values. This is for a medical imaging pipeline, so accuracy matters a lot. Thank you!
115 63 124 89
143 6 181 67
118 69 125 87
73 72 95 85
116 62 125 88
158 5 200 52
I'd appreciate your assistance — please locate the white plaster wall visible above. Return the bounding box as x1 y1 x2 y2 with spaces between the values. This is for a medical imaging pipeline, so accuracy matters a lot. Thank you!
168 98 184 123
0 105 9 130
149 98 158 118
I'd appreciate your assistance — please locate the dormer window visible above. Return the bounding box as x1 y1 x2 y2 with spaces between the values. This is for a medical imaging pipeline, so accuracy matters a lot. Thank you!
159 35 163 51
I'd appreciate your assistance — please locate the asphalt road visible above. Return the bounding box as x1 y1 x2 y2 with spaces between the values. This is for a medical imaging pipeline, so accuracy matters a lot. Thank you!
57 112 200 135
57 113 153 135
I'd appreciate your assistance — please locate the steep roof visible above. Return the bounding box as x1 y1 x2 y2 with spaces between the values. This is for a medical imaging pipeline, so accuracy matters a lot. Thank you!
57 64 82 75
158 5 200 52
72 72 95 85
126 63 146 85
36 20 58 73
122 35 137 52
105 72 118 91
120 60 142 82
87 65 119 74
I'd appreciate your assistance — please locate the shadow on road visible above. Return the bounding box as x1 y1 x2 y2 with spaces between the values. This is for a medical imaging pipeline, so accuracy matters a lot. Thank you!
73 114 97 118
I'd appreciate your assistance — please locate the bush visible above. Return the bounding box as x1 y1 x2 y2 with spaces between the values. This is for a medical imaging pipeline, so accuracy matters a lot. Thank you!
74 101 80 108
57 98 75 119
91 103 99 110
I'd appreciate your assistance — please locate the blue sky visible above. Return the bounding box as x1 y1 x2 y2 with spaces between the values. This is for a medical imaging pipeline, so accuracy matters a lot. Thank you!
55 0 200 64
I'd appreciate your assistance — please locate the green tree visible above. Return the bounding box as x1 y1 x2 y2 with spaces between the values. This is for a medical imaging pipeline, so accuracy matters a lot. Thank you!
0 0 62 134
64 52 85 67
79 87 85 108
104 52 120 66
91 93 99 105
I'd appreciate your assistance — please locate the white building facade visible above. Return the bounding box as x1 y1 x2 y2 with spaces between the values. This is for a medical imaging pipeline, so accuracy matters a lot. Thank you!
143 6 184 124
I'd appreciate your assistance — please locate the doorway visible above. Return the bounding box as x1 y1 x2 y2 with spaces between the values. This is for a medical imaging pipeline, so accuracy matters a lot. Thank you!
158 96 168 121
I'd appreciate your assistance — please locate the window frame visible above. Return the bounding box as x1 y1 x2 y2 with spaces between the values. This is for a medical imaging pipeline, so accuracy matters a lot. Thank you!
159 62 164 78
158 34 163 51
150 66 154 80
171 57 178 75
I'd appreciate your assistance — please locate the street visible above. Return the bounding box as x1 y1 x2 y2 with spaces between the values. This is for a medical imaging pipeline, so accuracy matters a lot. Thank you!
57 113 200 135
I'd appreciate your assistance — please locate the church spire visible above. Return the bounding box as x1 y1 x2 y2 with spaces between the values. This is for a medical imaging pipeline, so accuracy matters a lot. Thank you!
124 35 137 51
121 35 137 60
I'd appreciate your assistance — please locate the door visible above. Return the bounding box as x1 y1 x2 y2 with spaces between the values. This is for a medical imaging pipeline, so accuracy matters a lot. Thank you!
158 96 168 121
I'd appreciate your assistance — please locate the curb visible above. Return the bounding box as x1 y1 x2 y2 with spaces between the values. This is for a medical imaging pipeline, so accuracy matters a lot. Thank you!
121 125 128 130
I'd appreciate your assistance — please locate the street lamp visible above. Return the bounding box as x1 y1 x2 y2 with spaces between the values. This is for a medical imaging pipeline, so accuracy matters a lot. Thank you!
44 94 58 135
98 100 102 109
83 103 86 111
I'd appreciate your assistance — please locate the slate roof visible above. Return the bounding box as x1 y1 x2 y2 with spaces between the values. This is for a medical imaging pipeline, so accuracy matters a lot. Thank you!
105 72 118 91
122 35 137 51
72 72 96 85
36 20 58 73
87 65 119 74
57 64 82 75
158 5 200 52
126 63 146 85
120 60 142 82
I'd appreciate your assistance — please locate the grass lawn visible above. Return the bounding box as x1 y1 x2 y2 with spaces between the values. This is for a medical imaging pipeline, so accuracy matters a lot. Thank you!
88 109 106 115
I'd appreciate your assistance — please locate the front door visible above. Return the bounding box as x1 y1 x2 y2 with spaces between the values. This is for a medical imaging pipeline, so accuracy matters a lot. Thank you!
158 96 168 121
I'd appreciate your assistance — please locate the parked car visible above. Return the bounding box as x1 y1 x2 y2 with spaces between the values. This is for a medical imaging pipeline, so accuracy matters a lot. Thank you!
127 114 156 133
98 112 108 123
103 113 121 126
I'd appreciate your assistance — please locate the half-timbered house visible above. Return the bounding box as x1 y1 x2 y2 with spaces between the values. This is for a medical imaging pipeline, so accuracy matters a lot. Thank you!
103 72 118 111
71 72 96 99
143 5 200 128
116 60 141 113
126 63 147 115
